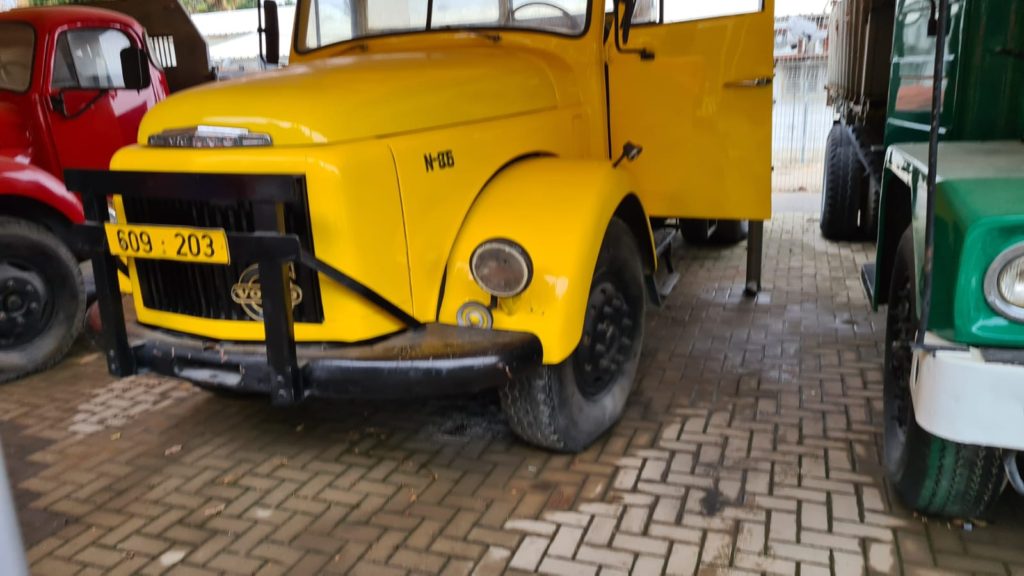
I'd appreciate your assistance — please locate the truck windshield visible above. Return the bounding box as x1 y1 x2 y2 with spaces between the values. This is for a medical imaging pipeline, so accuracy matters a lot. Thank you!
298 0 590 51
0 23 34 93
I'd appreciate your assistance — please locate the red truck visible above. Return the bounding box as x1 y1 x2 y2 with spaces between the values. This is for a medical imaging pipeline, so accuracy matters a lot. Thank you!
0 6 167 383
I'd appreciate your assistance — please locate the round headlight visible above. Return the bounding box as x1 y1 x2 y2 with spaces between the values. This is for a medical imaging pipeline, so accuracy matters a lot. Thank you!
470 240 533 298
984 243 1024 321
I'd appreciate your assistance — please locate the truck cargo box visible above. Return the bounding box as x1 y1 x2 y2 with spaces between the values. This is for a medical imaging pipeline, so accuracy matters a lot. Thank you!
826 0 895 118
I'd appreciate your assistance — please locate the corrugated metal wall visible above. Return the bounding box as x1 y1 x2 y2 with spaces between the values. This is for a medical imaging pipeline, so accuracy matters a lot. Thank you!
773 55 833 193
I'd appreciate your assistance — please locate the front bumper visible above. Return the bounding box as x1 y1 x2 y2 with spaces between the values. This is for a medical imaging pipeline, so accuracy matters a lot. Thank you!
70 168 544 402
126 317 542 400
912 334 1024 451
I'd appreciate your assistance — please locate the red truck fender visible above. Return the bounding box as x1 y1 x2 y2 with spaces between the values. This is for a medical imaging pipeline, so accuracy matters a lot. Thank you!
0 157 84 225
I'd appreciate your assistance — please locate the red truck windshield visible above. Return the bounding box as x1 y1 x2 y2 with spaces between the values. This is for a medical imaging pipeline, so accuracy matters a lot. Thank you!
0 23 34 93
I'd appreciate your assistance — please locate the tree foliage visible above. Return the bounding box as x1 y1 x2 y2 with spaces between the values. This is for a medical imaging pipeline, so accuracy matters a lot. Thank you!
180 0 258 13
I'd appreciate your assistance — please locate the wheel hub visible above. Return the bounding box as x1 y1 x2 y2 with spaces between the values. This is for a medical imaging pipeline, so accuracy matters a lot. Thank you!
0 262 50 347
889 284 914 434
576 281 636 398
883 273 917 476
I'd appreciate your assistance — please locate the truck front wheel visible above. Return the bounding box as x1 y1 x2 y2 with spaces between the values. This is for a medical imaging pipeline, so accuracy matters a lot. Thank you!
884 229 1004 518
0 217 85 384
500 218 645 452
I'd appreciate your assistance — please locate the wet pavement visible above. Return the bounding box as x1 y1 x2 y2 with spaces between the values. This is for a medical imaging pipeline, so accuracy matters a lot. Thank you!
2 197 1023 576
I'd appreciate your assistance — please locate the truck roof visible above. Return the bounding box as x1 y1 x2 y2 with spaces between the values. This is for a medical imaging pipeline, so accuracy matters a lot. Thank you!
890 141 1024 183
0 6 144 34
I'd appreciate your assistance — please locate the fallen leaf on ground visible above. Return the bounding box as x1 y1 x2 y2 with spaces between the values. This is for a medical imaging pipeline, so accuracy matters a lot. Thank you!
204 503 225 517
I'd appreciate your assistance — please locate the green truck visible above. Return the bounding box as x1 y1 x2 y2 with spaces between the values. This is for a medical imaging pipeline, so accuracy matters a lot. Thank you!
828 0 1024 517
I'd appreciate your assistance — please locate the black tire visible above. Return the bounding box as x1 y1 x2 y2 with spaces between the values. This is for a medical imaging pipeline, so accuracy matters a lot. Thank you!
709 220 748 243
883 229 1004 518
820 125 868 241
680 219 748 245
0 217 85 384
500 218 645 452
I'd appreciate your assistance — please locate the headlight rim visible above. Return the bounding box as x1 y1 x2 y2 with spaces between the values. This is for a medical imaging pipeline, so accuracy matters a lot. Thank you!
470 238 533 299
984 241 1024 322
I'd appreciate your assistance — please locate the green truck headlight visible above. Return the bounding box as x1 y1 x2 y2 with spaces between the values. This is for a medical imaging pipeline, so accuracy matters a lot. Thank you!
984 243 1024 321
470 239 533 298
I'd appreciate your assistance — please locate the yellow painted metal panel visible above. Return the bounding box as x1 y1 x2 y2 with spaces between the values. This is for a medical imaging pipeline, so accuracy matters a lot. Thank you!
439 157 647 364
388 108 584 320
141 44 564 147
110 142 412 343
608 2 775 220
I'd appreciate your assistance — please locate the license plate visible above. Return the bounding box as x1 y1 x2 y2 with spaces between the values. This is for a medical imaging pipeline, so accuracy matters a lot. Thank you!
105 223 230 265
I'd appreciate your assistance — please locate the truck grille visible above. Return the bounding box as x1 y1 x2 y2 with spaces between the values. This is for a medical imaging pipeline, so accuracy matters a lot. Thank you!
122 195 324 324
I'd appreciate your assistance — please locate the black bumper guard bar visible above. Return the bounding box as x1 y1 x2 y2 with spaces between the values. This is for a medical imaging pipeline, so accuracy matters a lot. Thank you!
66 169 423 405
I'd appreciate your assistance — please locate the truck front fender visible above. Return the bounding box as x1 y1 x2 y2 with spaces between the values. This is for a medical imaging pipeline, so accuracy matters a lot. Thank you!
439 157 655 364
0 157 84 225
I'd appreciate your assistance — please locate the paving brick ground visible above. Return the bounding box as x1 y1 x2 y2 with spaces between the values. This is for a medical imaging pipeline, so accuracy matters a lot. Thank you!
2 197 1024 575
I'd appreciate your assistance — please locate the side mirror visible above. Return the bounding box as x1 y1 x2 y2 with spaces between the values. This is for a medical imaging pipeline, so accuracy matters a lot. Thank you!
263 0 280 66
120 46 151 90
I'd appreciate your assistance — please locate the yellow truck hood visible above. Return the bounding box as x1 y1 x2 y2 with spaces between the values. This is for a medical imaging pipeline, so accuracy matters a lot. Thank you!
138 46 562 146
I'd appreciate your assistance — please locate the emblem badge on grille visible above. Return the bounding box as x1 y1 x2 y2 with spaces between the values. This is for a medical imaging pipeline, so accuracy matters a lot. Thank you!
230 263 304 321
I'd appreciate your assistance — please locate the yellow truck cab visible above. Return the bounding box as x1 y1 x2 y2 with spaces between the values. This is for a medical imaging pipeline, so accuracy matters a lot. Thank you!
72 0 774 452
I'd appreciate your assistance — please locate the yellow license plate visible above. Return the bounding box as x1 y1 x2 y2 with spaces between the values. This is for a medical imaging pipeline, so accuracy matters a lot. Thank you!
105 223 230 265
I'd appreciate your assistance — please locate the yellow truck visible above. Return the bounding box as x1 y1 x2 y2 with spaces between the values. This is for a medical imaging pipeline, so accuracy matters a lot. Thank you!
72 0 773 452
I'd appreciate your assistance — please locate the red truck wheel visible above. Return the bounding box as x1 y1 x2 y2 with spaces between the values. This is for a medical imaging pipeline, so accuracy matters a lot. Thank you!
0 217 85 384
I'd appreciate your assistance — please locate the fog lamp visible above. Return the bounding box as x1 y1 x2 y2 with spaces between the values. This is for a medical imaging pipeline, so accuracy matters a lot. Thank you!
457 301 493 329
984 243 1024 322
470 240 533 298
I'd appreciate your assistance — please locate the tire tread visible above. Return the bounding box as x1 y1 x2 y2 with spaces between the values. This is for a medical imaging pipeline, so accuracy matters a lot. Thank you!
0 216 84 384
821 125 868 241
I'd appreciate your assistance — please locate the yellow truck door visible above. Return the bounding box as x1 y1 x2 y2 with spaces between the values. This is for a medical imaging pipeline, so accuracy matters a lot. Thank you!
608 1 775 220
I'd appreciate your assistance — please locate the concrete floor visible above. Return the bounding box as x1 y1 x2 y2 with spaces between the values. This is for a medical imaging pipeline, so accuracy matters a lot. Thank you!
2 194 1023 576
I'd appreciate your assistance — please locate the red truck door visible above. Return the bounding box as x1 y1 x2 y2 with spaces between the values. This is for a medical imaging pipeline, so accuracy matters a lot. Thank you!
45 26 159 170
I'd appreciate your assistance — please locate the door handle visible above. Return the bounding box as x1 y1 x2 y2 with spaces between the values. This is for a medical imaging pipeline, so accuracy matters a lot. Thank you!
724 76 773 88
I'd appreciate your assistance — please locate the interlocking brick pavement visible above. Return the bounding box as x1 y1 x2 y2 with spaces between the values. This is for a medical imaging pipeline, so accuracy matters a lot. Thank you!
2 197 1023 575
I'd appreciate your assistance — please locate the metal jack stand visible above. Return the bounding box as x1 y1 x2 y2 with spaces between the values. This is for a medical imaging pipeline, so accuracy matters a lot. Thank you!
744 220 764 296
